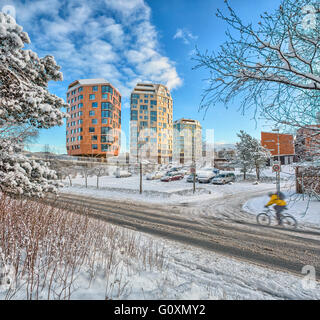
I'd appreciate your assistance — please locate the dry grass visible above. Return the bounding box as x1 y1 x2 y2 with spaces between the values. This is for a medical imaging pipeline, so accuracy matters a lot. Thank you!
0 194 166 300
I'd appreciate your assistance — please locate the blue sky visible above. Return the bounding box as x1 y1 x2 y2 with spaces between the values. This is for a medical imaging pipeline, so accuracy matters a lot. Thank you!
1 0 281 153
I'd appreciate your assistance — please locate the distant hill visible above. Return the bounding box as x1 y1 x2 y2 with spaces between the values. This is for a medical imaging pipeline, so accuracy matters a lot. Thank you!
214 143 236 151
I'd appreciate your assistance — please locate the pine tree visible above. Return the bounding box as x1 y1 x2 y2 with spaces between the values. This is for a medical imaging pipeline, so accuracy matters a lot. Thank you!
235 131 271 181
0 13 68 197
235 131 253 181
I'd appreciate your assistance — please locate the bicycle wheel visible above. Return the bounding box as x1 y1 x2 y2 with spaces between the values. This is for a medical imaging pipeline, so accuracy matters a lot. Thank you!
257 213 271 226
281 216 298 229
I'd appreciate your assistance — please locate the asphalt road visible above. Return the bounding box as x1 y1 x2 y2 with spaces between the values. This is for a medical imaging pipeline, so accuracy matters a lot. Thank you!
46 191 320 280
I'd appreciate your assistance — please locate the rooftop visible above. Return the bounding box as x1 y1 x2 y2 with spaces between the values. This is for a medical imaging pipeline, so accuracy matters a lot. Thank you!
68 78 110 90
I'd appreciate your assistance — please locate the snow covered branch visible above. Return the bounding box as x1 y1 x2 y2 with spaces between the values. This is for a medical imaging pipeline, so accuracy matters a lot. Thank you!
0 13 67 197
194 0 320 132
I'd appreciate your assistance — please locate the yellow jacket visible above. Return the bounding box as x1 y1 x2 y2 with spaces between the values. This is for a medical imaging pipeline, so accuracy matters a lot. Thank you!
266 194 287 207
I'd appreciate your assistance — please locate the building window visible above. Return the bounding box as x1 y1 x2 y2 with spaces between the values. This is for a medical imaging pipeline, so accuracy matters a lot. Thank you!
89 127 95 133
131 110 138 121
101 135 113 143
92 119 98 124
102 85 113 94
78 111 83 116
92 86 98 92
92 102 98 108
101 102 113 110
101 110 112 118
102 94 108 100
102 119 108 124
79 95 83 100
89 94 95 100
77 136 83 141
92 135 97 141
132 94 140 99
89 111 95 116
131 99 138 105
78 87 83 92
101 144 110 152
150 100 157 106
101 127 111 135
92 144 98 150
78 103 83 108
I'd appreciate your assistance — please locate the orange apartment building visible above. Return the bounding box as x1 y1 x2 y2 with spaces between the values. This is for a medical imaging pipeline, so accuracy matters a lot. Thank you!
66 79 121 158
261 132 295 165
295 125 320 160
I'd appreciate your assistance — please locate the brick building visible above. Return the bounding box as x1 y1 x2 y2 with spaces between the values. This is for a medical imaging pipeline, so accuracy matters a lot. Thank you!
295 125 320 160
66 79 121 158
261 132 295 165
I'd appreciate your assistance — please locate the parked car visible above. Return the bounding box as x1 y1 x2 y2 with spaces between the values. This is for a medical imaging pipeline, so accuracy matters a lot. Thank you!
146 171 165 180
161 172 184 182
114 170 132 178
211 172 236 185
198 168 220 184
187 173 198 183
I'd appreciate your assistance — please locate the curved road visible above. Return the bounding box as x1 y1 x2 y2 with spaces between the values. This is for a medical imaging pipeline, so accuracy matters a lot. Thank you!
47 190 320 280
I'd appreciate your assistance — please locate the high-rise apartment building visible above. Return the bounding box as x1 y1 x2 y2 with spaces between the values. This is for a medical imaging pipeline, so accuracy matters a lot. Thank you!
173 119 202 164
130 83 173 164
66 79 121 157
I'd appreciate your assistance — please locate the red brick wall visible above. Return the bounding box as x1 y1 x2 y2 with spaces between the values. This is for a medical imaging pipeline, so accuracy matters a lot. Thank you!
296 125 320 157
261 132 295 156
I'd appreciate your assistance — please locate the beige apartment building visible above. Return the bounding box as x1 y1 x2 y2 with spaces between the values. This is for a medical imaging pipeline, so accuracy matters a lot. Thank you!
130 83 173 164
173 119 202 164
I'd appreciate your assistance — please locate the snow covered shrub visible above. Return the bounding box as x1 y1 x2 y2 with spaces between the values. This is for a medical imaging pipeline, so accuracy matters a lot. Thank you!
0 13 68 196
0 195 166 300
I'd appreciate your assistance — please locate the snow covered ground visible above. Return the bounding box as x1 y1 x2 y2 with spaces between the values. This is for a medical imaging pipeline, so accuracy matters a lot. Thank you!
243 193 320 227
5 227 317 300
61 175 276 205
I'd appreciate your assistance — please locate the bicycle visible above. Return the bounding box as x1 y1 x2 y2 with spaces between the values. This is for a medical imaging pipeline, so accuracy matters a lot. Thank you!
256 208 298 229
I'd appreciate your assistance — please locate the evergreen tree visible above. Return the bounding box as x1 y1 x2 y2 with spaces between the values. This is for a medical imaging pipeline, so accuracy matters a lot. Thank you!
235 131 271 180
0 13 68 197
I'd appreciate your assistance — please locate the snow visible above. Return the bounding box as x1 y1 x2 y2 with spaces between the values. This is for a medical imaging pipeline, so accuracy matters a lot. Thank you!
5 228 319 300
243 193 320 227
61 175 275 205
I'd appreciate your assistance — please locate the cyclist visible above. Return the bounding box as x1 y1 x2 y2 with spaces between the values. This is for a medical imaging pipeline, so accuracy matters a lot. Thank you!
264 192 287 225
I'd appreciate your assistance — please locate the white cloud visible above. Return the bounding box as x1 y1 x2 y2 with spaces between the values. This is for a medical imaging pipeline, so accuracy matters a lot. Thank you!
3 0 182 96
173 28 198 45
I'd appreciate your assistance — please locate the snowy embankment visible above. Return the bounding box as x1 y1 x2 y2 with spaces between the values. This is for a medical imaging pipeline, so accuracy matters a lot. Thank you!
243 193 320 227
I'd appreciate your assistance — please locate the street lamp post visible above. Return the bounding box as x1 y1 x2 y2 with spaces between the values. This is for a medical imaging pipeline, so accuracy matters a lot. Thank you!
272 128 281 195
192 128 196 194
137 135 147 195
